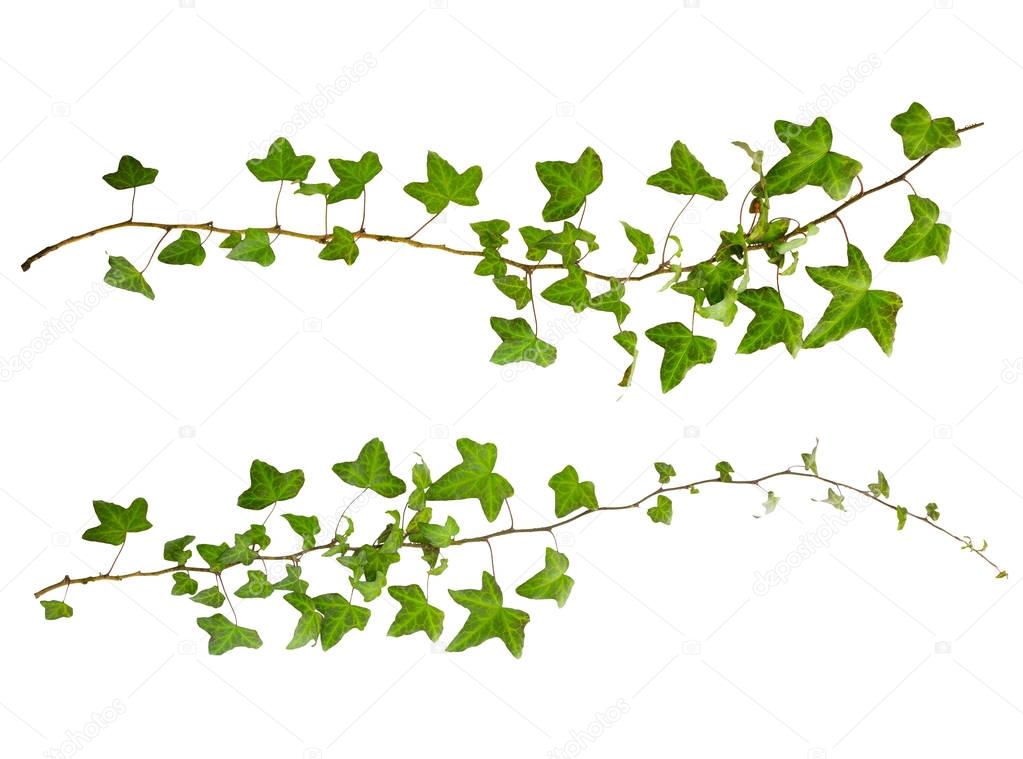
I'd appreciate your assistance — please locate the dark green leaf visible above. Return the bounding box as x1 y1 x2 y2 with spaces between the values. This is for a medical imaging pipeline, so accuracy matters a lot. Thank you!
489 317 557 367
104 255 154 300
319 226 359 264
82 497 152 545
163 535 195 565
225 228 275 266
191 585 225 608
328 151 382 202
716 461 734 482
541 264 591 312
171 571 199 596
246 137 315 182
590 279 630 326
103 155 158 190
235 570 274 599
157 230 206 266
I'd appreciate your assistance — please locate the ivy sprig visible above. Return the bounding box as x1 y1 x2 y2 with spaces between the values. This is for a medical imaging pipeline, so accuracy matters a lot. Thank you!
23 103 976 393
35 437 1006 657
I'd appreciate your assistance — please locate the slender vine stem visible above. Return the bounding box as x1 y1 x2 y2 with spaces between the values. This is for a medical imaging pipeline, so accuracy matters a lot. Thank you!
33 464 1003 600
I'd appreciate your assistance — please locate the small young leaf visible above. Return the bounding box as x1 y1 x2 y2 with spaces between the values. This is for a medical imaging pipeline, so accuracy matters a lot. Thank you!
104 256 154 300
225 228 275 266
646 494 673 525
589 279 630 326
654 462 676 484
548 465 598 518
281 513 321 550
471 219 511 250
516 548 574 607
621 221 655 264
869 471 890 499
541 265 591 313
715 461 734 482
319 226 359 264
817 488 846 511
273 565 309 595
191 585 226 608
895 506 908 531
163 535 195 565
758 491 780 518
614 330 638 388
41 600 74 620
926 502 940 521
802 440 819 476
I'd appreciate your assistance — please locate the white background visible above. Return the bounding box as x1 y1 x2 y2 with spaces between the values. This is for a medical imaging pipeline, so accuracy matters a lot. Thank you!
1 1 1021 756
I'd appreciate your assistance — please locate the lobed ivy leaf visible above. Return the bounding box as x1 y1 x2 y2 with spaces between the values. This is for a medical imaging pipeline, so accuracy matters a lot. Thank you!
869 471 890 499
536 147 603 222
332 437 407 498
171 572 198 596
157 230 206 266
896 505 908 530
163 535 195 565
765 118 862 200
314 593 371 651
493 275 532 310
540 222 598 264
447 572 530 658
328 151 382 202
520 225 550 261
319 226 359 264
196 613 262 655
884 195 950 264
471 219 511 250
404 151 482 214
104 255 154 300
225 228 275 266
541 264 591 312
716 461 734 482
489 316 557 367
590 279 630 326
191 586 226 608
103 155 158 190
284 592 321 649
645 322 717 392
802 440 819 476
646 141 727 200
427 437 514 522
406 508 460 548
736 287 804 357
804 244 903 355
891 102 960 160
646 494 673 525
655 462 676 484
246 137 314 183
516 548 574 607
548 465 598 518
474 248 507 277
817 488 846 511
235 569 274 599
41 600 74 620
82 498 152 545
387 584 445 641
926 502 940 521
237 460 305 510
273 565 309 595
281 513 321 550
621 221 655 264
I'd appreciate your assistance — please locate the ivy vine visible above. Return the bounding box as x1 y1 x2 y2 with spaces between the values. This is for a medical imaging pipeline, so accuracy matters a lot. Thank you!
36 437 1005 656
23 103 975 392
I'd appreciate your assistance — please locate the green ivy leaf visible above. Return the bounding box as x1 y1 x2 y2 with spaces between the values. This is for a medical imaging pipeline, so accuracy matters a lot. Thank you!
817 488 846 511
621 221 655 264
654 462 676 484
196 613 262 655
281 513 321 550
191 585 226 608
520 226 550 261
765 118 862 200
869 471 890 499
590 279 630 326
516 548 574 607
332 438 407 498
314 593 371 651
716 461 734 482
614 330 638 388
157 229 206 266
404 151 482 213
493 275 532 310
489 316 557 367
896 505 908 530
646 495 673 525
447 572 530 658
891 102 960 160
736 287 804 357
284 592 321 649
104 255 154 300
235 570 274 599
427 437 514 522
273 565 309 595
471 219 511 250
645 322 717 392
536 147 603 222
82 498 152 545
541 264 591 312
41 600 74 620
387 584 445 641
884 195 950 264
548 465 598 518
197 543 230 573
646 141 727 200
926 502 940 521
540 222 597 264
406 508 460 548
225 228 275 266
474 248 507 277
328 151 382 202
319 226 359 264
295 182 333 198
171 571 198 596
103 155 158 190
219 231 242 249
802 440 819 475
804 244 903 355
237 460 305 510
163 535 195 565
246 137 315 183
